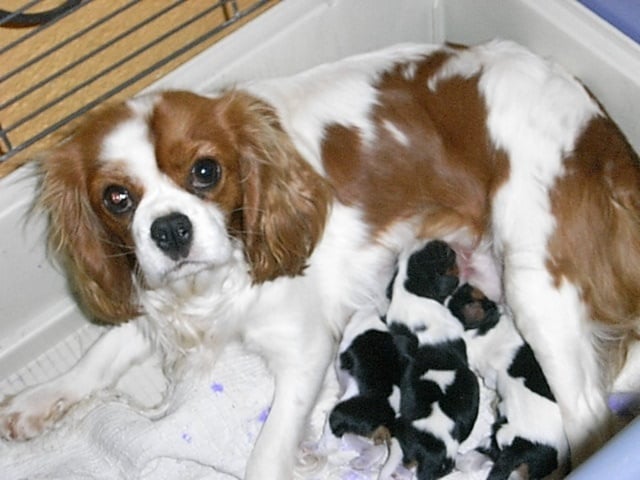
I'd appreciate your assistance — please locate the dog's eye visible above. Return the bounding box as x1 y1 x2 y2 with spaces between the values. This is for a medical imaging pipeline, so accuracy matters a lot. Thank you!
190 156 221 191
103 185 134 214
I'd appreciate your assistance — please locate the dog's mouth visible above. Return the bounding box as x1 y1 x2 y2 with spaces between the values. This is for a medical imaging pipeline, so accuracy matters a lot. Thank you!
141 238 240 289
165 260 211 279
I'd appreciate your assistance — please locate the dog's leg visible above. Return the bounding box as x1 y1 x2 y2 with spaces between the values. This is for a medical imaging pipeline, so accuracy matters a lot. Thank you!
503 263 611 466
0 321 151 440
244 326 335 480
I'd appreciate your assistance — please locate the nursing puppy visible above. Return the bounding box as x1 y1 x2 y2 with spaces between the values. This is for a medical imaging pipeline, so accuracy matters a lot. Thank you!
327 241 479 479
387 241 480 479
1 40 638 477
449 285 569 479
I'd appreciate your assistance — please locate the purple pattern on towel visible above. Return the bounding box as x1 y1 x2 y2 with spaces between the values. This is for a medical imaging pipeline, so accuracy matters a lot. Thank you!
257 407 270 423
210 382 224 394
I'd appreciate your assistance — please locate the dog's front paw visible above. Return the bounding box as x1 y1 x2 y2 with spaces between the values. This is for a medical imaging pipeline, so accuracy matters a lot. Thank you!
0 385 74 441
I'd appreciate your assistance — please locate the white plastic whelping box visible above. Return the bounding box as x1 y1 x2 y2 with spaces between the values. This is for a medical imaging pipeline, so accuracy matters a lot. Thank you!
0 0 639 478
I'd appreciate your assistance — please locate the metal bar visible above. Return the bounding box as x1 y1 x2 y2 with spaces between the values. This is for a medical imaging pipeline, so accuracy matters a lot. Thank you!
0 0 41 27
0 0 184 109
0 0 88 48
0 0 136 83
225 0 240 17
3 1 226 136
0 0 272 163
0 125 12 155
0 0 82 29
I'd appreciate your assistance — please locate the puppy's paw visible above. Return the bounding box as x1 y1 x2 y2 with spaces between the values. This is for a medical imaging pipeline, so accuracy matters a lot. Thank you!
0 386 74 441
370 425 392 446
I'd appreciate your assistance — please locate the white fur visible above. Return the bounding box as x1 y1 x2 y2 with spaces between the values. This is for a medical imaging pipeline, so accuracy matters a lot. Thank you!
422 370 457 393
413 403 458 459
465 309 569 461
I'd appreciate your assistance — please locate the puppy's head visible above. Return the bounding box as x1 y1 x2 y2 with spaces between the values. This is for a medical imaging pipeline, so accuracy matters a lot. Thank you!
404 240 459 303
448 283 500 334
39 90 331 323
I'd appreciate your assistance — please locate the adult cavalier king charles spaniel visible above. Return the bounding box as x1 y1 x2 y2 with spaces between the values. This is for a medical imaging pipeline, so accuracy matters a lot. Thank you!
1 40 639 478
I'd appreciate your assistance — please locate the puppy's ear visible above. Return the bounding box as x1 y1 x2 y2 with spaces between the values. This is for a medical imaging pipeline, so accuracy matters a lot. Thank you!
39 143 139 324
235 96 332 282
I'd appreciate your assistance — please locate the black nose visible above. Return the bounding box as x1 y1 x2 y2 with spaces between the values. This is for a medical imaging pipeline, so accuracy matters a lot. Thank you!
150 212 193 260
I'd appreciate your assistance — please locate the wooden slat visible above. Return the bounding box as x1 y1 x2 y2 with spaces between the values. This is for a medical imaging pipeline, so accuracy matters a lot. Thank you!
0 0 278 177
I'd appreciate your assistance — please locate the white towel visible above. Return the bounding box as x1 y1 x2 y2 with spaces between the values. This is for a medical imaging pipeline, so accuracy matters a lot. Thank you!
0 341 494 480
0 344 273 480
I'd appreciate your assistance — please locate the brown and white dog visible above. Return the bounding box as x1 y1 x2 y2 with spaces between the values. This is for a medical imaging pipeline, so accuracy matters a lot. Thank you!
1 40 639 478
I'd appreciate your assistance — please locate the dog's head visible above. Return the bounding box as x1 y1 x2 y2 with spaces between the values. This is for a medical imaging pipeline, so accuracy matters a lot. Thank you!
39 90 331 323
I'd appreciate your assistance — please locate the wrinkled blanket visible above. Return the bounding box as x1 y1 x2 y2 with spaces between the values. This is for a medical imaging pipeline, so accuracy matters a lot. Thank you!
0 333 498 480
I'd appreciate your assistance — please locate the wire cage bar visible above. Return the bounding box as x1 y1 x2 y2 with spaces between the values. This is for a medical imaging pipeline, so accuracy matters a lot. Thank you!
0 0 277 175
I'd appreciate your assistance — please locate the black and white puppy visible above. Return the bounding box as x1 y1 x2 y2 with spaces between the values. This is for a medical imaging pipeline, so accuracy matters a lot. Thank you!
449 284 570 479
386 241 480 479
329 309 402 445
327 241 480 479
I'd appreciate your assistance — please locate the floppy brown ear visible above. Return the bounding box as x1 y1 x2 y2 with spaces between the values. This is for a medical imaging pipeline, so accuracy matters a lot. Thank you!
234 96 332 282
39 144 139 324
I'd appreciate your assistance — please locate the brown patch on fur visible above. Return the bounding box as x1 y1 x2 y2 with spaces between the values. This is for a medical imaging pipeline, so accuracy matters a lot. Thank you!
152 91 332 282
39 103 141 324
470 286 485 301
150 91 245 231
370 425 392 445
514 463 530 478
547 115 640 329
547 114 640 376
321 49 509 244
